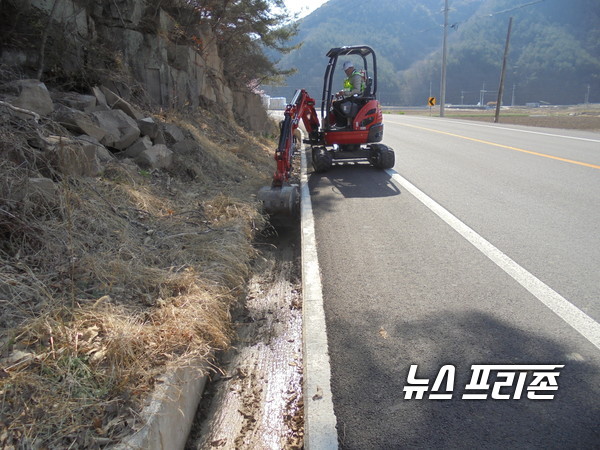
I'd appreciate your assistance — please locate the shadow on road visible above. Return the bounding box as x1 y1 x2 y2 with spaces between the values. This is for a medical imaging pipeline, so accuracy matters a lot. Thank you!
327 308 600 449
308 164 400 201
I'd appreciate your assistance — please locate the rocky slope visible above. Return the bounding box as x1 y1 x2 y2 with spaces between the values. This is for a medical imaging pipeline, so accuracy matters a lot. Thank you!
1 0 270 133
0 0 283 447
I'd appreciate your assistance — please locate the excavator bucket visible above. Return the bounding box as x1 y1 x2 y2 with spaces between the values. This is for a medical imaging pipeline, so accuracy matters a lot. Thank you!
258 184 299 219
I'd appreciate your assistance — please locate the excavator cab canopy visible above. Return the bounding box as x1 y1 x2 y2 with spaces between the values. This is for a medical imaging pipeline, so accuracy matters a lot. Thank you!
321 45 378 120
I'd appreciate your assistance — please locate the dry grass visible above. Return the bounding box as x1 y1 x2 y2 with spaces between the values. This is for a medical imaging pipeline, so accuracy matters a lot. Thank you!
401 104 600 131
0 104 277 447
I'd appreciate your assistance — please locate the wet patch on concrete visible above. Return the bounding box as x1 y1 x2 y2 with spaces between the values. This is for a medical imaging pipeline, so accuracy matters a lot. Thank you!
187 225 303 449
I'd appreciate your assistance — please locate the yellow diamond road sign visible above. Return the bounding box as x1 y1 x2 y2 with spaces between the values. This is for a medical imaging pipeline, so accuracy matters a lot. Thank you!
428 97 436 106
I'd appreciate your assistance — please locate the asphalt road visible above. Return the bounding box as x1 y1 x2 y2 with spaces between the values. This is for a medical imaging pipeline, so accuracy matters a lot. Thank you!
308 115 600 449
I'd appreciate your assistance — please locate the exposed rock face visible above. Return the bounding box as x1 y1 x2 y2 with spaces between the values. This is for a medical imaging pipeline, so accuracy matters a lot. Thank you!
0 0 272 134
233 88 274 134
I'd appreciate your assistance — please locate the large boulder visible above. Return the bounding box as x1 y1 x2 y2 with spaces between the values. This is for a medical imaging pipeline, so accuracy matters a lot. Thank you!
47 136 104 177
55 109 107 142
162 123 185 144
137 117 161 140
28 177 59 205
52 92 97 112
12 80 54 116
91 109 140 150
2 176 60 208
100 86 144 120
76 135 115 163
125 136 153 158
91 86 110 110
135 144 173 169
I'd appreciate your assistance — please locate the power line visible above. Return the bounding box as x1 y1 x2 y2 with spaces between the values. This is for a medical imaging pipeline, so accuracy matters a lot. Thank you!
487 0 546 17
420 0 546 33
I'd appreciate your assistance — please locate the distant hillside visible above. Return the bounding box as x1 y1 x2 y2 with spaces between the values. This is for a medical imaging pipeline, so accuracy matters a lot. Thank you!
264 0 600 106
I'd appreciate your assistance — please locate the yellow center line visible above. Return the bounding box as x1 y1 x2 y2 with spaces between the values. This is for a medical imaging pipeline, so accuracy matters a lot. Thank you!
399 123 600 170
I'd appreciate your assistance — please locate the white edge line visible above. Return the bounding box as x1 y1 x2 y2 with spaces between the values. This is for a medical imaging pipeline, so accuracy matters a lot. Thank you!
301 149 339 449
387 168 600 351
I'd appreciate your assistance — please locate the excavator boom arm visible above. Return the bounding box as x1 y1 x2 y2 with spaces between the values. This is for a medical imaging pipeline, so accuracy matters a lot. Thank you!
273 89 319 186
258 89 320 218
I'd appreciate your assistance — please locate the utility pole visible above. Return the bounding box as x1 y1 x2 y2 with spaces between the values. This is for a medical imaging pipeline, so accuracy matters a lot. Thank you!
480 82 487 106
495 17 513 123
511 83 516 106
585 84 590 104
440 0 449 117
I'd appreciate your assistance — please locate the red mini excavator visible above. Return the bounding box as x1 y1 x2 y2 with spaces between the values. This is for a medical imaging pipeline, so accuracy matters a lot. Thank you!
258 45 395 217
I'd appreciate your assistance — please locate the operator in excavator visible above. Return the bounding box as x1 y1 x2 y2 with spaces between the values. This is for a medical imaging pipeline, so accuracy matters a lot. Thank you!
333 61 366 127
339 61 365 97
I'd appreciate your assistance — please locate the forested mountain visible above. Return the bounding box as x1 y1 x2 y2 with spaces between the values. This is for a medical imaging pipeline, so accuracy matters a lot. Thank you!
264 0 600 106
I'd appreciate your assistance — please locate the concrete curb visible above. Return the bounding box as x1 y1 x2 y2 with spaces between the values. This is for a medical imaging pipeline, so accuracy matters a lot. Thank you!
300 149 339 449
113 363 208 450
112 144 338 450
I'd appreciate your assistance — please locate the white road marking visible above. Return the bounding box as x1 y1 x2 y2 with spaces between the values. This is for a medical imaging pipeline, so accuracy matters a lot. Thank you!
387 169 600 351
385 115 600 143
448 120 600 143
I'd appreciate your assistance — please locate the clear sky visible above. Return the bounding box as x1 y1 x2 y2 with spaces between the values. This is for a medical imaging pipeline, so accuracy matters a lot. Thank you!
283 0 329 18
